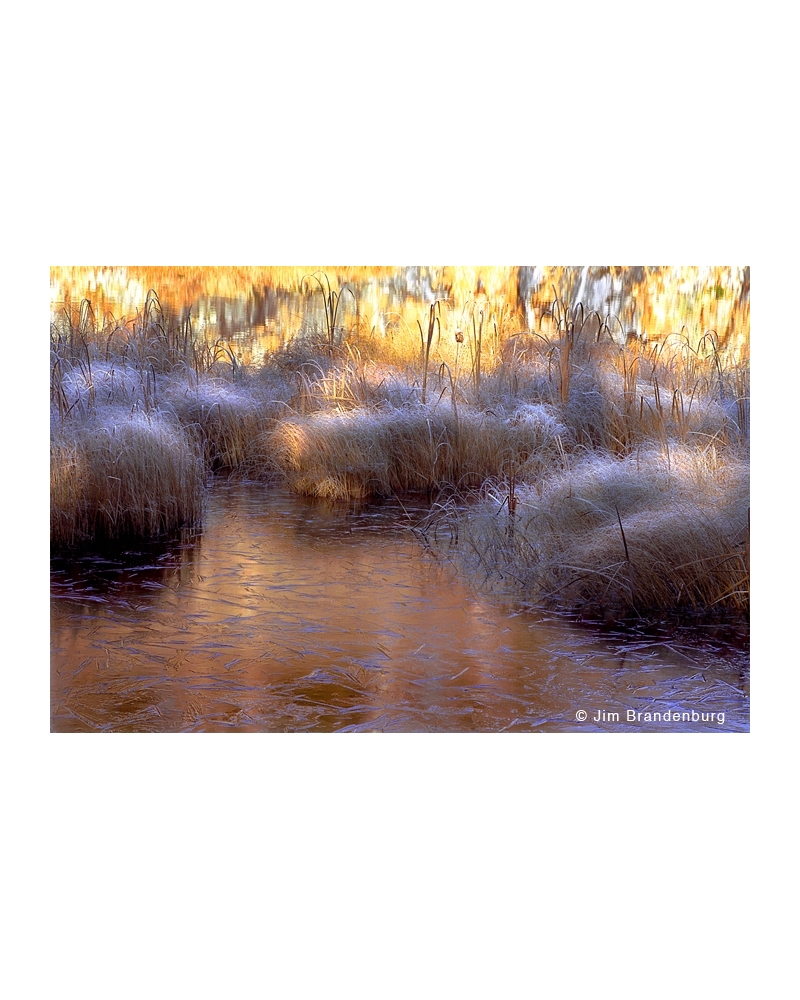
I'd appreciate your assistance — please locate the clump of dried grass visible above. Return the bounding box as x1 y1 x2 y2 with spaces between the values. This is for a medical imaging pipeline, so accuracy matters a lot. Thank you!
441 446 749 619
51 409 205 546
161 377 288 473
268 403 571 500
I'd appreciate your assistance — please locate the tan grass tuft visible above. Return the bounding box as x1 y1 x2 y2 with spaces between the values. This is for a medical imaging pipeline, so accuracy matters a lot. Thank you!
268 405 571 500
51 410 205 545
443 447 749 618
162 378 285 473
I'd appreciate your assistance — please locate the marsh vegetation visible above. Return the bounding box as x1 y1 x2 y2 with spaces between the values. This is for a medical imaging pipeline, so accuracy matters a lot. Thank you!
51 266 749 626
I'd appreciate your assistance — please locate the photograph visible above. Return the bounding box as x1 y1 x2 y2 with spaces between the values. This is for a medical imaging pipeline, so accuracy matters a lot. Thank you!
49 265 750 732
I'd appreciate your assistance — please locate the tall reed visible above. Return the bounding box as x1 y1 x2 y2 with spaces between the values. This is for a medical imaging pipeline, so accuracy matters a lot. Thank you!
417 302 441 403
302 272 355 348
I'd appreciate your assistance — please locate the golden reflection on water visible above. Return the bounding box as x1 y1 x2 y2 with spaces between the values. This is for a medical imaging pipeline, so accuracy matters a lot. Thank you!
50 265 749 363
51 484 748 733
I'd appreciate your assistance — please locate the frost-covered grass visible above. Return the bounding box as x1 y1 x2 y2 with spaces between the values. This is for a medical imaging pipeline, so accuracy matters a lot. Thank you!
268 402 570 500
50 291 750 621
433 446 749 619
50 409 205 546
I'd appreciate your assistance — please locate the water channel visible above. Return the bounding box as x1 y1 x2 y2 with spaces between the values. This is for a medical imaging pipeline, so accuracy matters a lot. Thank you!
51 482 749 733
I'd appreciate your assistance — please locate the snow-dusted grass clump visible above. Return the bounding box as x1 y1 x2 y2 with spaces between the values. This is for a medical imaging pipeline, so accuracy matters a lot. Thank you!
442 446 749 618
